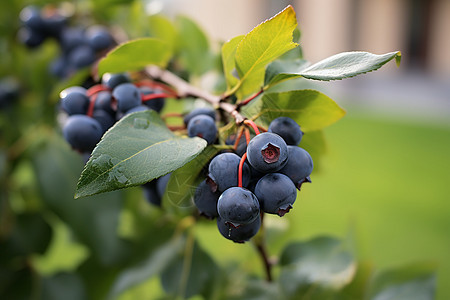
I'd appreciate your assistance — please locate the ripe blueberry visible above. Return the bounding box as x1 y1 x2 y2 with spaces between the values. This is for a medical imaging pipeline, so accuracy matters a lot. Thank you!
217 215 260 243
62 115 103 152
187 115 217 145
112 83 141 113
183 107 216 126
246 132 288 173
254 173 297 216
207 152 250 192
59 86 89 115
194 180 220 219
279 146 313 190
268 117 303 145
217 187 260 227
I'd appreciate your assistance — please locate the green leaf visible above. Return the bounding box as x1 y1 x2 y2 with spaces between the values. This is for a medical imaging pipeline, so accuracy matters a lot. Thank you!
97 38 172 77
229 5 298 98
264 59 309 86
221 35 244 90
176 16 213 76
108 236 185 299
75 111 207 198
148 14 178 53
266 51 401 87
160 238 219 299
279 236 356 298
41 272 88 300
241 90 346 132
162 146 221 210
32 134 127 265
368 263 436 300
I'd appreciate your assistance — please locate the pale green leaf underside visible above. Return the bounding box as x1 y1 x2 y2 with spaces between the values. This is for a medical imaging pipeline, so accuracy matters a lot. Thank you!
230 5 298 98
75 111 207 198
241 89 346 132
266 51 401 87
97 38 172 76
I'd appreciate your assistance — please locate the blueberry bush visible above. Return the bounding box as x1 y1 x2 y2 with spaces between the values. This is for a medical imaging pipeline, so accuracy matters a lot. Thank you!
0 1 436 299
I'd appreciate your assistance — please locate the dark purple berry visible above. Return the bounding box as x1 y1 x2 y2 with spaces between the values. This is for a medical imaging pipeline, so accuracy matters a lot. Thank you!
187 115 217 145
217 187 260 227
112 83 141 113
207 153 250 192
246 132 288 173
279 146 313 190
254 173 297 216
194 180 220 218
268 117 303 145
62 115 103 152
217 215 260 243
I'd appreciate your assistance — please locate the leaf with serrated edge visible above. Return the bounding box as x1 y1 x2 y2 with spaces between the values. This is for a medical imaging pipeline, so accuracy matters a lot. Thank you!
97 38 171 77
221 35 244 90
266 51 401 87
230 5 298 98
241 90 345 132
75 111 207 198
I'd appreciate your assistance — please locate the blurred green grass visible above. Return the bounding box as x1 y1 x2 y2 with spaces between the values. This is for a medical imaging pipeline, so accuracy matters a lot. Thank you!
290 109 450 300
195 108 450 299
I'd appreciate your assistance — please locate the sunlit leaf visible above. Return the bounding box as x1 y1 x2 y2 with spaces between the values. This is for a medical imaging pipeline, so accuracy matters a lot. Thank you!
241 90 345 132
229 5 298 98
97 38 171 76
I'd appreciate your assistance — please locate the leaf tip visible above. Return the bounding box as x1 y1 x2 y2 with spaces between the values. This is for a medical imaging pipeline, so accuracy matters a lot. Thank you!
395 51 402 67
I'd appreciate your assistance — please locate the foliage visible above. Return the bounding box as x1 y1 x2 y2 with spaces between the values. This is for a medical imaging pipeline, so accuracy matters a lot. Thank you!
0 1 435 300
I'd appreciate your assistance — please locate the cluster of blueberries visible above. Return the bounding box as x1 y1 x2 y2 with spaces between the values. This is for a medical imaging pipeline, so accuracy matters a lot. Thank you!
190 112 313 243
60 73 165 155
18 5 115 78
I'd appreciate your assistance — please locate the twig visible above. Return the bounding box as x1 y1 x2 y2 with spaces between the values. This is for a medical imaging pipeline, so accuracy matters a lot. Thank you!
145 66 246 124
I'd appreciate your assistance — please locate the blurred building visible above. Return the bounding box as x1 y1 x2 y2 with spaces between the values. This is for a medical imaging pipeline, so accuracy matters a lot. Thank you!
163 0 450 121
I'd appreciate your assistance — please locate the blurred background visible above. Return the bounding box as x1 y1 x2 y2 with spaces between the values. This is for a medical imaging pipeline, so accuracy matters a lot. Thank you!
1 0 449 299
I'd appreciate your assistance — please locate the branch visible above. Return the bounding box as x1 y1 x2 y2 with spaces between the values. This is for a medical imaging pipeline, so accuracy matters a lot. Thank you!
145 66 245 124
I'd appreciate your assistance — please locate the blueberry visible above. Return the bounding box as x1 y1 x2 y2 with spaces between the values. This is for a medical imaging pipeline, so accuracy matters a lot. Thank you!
156 173 171 199
92 109 115 132
62 115 104 152
19 6 44 32
17 27 45 48
207 153 250 192
279 146 313 190
102 73 131 89
60 27 88 53
94 91 115 115
49 56 69 78
194 180 220 218
254 173 297 216
246 132 288 173
68 45 96 69
217 215 260 243
140 86 165 113
112 83 141 113
59 86 89 115
86 26 114 51
183 107 216 126
142 181 161 206
225 132 252 157
42 13 67 38
268 117 303 145
187 115 217 145
217 187 260 227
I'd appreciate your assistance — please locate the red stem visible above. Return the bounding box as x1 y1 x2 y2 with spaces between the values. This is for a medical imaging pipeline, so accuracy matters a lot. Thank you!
141 93 173 102
86 84 109 97
238 152 247 188
257 124 267 132
237 89 264 109
244 128 251 145
233 127 244 150
244 120 261 135
136 80 177 96
86 93 98 117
